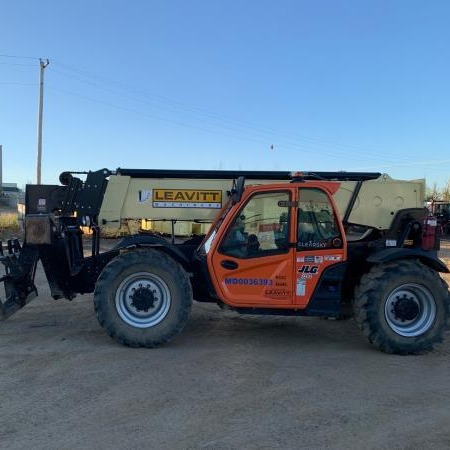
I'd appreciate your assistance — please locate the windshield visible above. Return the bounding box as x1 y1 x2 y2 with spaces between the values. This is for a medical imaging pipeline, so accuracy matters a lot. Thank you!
198 198 234 254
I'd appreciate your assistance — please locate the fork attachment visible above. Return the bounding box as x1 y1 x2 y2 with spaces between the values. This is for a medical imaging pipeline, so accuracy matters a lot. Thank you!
0 240 39 321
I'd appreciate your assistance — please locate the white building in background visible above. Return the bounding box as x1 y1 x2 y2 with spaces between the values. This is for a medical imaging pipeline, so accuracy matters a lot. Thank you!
1 183 24 207
0 146 25 207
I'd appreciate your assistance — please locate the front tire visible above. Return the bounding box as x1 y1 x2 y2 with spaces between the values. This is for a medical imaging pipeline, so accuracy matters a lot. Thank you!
354 259 450 354
94 248 192 347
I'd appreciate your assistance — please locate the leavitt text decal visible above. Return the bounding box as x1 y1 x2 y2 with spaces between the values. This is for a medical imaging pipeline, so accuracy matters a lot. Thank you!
153 189 222 209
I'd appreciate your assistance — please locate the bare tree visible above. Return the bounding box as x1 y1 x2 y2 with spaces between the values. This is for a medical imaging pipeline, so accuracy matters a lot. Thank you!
426 182 441 201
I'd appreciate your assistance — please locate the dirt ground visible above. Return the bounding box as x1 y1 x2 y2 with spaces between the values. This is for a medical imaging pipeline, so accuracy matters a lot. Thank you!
1 241 450 449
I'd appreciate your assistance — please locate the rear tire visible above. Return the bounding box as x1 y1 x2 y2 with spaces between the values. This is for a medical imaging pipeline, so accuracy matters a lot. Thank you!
94 248 192 347
354 259 450 354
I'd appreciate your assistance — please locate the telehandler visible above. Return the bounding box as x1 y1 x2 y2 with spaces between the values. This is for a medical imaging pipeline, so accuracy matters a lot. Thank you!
1 168 449 354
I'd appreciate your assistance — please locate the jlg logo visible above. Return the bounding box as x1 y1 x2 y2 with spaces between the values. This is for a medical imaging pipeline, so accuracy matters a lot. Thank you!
298 265 319 274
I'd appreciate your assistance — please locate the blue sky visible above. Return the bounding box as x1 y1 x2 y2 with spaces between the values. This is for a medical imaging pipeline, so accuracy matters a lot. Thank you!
1 0 449 190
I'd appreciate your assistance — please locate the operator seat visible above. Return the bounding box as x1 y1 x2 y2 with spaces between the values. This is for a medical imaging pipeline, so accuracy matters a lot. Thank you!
247 234 260 256
298 210 318 243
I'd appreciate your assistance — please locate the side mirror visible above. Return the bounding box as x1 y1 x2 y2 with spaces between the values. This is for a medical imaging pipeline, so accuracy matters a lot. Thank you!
232 176 245 204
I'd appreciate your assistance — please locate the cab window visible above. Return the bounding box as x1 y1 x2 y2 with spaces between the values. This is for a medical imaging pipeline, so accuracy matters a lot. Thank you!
220 191 290 258
297 188 342 250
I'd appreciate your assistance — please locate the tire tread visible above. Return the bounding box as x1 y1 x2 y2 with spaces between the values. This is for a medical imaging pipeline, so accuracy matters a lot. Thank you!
93 249 192 348
354 259 450 354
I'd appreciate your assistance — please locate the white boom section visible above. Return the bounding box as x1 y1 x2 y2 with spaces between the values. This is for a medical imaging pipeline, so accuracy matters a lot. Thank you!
98 173 425 236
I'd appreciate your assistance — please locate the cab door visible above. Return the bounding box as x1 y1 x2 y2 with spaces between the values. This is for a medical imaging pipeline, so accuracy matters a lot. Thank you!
294 187 346 308
208 189 295 308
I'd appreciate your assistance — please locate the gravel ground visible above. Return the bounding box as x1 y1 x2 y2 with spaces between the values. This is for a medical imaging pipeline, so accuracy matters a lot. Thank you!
1 241 450 449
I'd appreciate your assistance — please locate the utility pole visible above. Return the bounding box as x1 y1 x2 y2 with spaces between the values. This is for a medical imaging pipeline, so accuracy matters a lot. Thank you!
36 58 49 185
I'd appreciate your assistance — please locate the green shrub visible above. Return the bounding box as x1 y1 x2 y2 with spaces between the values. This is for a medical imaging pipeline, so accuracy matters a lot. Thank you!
0 213 22 240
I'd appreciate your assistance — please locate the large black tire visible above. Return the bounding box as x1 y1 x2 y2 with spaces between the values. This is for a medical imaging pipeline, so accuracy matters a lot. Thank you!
93 248 192 347
354 259 450 354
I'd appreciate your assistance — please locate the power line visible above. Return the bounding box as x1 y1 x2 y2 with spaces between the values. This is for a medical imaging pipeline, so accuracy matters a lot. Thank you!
47 83 426 169
0 62 37 67
52 63 422 167
35 59 446 173
0 57 440 167
353 159 450 171
0 53 40 60
49 61 411 165
45 85 351 161
53 61 358 149
46 85 279 148
0 82 34 86
1 57 448 182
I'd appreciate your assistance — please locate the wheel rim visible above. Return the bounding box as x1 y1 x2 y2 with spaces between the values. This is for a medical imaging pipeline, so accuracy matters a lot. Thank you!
384 283 436 337
115 272 171 328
